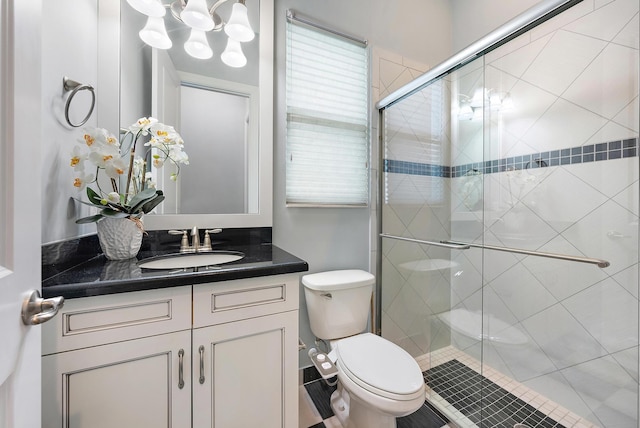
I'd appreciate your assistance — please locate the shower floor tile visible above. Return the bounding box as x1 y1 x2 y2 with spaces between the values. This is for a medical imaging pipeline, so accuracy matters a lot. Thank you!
416 346 599 428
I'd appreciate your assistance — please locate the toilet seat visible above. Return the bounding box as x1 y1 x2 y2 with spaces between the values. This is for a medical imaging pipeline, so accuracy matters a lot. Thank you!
335 333 425 402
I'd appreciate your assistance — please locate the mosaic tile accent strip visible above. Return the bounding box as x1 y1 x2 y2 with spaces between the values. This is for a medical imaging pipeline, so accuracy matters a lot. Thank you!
384 159 451 177
425 360 564 428
383 137 639 178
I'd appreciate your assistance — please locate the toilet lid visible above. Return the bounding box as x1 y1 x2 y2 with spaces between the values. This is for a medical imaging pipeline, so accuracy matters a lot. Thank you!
336 333 424 398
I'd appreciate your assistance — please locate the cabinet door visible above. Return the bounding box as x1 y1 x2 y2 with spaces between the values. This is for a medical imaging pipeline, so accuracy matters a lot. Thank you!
42 330 191 428
192 311 299 428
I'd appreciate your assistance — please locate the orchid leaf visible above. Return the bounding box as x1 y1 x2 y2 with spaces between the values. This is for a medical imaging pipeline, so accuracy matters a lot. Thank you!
73 197 102 209
129 189 162 214
100 208 130 218
86 187 103 206
75 214 104 224
140 192 165 213
127 188 158 212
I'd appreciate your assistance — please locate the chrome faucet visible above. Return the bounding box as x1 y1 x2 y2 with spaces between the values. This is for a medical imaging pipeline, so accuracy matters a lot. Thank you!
191 226 201 252
168 227 223 253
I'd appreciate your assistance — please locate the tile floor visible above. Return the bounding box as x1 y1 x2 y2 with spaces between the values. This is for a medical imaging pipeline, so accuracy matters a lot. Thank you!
416 346 599 428
299 345 598 428
299 378 452 428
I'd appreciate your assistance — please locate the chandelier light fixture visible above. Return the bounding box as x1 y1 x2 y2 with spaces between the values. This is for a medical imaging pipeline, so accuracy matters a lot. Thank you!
126 0 255 68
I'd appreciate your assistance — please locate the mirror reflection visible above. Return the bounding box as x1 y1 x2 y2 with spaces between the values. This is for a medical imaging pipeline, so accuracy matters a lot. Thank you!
120 0 260 215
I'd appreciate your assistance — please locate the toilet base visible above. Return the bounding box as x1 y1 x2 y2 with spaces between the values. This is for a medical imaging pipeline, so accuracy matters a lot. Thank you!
330 385 397 428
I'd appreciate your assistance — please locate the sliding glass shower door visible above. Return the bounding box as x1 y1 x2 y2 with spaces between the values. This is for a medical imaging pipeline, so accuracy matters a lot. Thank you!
379 0 639 426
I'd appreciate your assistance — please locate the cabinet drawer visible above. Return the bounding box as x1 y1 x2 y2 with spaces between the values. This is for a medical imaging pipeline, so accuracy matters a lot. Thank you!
42 285 192 355
193 274 299 327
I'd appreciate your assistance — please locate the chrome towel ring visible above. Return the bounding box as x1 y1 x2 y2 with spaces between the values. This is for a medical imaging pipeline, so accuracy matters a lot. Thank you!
63 76 95 128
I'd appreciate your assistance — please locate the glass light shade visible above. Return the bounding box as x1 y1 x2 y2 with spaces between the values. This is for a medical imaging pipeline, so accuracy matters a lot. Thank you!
502 93 514 110
489 93 502 110
126 0 165 17
184 29 213 59
224 2 254 42
472 107 483 121
139 16 172 49
458 104 473 120
471 88 484 107
181 0 215 31
221 38 247 68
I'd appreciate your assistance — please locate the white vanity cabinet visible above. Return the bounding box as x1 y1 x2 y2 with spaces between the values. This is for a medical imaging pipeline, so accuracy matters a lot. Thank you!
41 285 193 428
192 274 299 428
42 273 300 428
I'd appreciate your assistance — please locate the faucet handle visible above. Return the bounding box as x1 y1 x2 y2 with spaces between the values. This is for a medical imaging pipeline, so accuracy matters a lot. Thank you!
168 230 191 253
201 229 222 252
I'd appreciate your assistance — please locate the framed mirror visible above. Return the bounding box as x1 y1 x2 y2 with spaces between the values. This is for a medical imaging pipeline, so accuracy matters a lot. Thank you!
119 0 273 230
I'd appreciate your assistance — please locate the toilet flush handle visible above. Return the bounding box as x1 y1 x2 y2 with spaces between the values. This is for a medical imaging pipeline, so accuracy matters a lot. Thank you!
320 293 332 300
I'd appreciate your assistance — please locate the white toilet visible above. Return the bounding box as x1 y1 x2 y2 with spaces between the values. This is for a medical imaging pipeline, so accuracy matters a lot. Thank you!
302 270 425 428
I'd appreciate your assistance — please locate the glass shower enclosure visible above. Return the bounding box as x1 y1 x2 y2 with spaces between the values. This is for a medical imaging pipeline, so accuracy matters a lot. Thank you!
378 0 639 426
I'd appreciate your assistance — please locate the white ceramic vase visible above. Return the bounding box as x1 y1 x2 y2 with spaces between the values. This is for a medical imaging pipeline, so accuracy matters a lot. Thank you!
96 217 144 261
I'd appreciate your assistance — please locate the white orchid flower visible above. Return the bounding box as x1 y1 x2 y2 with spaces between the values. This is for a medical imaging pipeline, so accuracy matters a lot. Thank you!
73 172 94 191
103 132 119 148
79 128 107 148
132 156 146 175
169 148 189 165
105 157 129 179
88 144 121 169
150 122 176 140
152 155 165 169
144 137 163 149
70 146 87 171
128 117 158 135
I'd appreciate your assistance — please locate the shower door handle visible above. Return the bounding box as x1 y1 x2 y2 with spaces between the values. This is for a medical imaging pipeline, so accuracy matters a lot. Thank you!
380 234 471 249
442 240 610 268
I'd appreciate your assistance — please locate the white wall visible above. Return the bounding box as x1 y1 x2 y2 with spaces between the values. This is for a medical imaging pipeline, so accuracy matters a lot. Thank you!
40 0 100 244
41 1 121 245
450 0 544 52
271 0 453 367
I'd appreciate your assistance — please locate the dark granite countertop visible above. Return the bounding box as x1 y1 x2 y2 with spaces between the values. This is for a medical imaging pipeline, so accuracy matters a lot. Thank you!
42 228 308 299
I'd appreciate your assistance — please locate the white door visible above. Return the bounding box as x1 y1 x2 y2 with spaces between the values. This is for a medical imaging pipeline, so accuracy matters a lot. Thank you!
0 1 47 427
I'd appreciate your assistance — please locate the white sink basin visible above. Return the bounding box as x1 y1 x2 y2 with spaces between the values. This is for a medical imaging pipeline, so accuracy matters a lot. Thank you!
138 251 244 270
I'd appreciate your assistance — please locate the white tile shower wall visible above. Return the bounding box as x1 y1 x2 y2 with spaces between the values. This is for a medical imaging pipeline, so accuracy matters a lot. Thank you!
377 47 456 355
382 0 639 426
371 47 434 323
447 0 639 426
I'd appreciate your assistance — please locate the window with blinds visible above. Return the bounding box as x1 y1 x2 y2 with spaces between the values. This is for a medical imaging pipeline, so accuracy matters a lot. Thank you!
285 18 369 207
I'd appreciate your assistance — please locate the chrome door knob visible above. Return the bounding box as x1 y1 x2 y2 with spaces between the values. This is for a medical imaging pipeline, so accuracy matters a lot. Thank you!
21 289 64 325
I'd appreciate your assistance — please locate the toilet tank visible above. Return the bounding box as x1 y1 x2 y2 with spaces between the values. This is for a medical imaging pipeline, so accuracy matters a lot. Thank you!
302 270 375 340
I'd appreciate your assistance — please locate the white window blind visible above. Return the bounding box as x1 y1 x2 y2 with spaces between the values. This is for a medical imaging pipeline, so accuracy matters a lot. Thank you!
286 18 369 206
